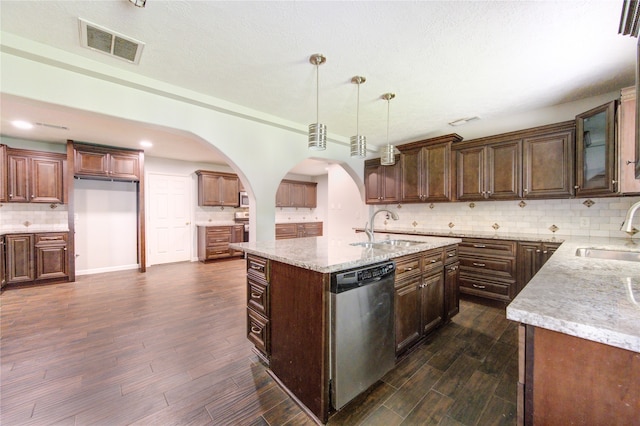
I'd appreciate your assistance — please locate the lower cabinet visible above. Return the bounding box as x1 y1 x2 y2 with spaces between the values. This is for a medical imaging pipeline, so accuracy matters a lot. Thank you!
275 222 323 239
458 238 517 302
394 248 447 356
4 232 69 286
197 225 245 261
246 255 270 363
443 245 460 321
516 241 561 294
0 236 5 289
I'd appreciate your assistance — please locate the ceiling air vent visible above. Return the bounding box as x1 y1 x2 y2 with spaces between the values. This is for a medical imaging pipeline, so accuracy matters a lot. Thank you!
78 18 145 64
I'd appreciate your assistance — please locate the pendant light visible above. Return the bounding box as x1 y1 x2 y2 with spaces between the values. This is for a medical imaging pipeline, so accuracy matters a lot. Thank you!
380 93 396 165
308 54 327 151
350 76 367 158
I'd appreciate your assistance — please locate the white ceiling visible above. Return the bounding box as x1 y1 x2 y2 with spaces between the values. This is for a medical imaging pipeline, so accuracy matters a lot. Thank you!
0 0 637 176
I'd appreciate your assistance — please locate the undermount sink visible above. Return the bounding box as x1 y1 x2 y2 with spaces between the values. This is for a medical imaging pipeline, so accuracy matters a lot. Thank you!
575 248 640 262
350 239 425 249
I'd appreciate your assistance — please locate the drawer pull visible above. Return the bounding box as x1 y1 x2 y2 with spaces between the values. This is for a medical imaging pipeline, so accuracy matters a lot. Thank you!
448 253 455 257
250 265 264 271
250 292 261 299
472 284 486 289
430 259 437 263
472 262 486 267
250 326 261 334
404 267 413 272
473 244 486 248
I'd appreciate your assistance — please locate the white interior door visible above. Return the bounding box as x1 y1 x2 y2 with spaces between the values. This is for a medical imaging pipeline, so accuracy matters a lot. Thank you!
147 173 192 265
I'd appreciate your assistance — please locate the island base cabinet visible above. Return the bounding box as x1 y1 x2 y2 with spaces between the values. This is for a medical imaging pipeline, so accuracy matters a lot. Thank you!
519 325 640 425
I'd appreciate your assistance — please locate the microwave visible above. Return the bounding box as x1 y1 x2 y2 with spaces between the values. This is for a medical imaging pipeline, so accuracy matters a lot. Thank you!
239 191 249 208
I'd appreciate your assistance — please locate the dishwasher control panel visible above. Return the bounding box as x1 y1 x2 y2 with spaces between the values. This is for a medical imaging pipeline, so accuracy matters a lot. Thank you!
331 261 395 293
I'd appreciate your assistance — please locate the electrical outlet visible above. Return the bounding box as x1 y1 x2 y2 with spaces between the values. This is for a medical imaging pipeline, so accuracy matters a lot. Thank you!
579 217 590 229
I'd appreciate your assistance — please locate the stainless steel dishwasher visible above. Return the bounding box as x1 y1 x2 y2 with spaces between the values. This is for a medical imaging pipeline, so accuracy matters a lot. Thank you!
330 260 396 410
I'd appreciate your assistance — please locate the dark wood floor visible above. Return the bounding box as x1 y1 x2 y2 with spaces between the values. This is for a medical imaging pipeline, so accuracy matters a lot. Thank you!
1 259 517 425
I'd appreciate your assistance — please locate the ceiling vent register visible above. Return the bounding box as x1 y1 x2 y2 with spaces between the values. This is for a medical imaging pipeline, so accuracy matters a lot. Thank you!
78 18 145 64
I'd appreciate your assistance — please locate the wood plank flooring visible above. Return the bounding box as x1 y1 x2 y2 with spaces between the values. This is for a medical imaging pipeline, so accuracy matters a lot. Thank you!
1 258 517 425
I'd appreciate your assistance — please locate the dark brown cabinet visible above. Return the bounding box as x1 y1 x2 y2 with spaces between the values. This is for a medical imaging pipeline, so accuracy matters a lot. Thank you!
398 134 461 203
0 235 5 289
196 170 239 207
34 233 68 281
522 127 575 198
246 255 271 362
74 143 141 181
0 145 6 203
455 139 522 201
275 222 323 239
575 100 617 197
394 248 445 356
516 241 560 294
458 238 517 302
197 225 245 261
6 149 65 203
364 156 400 204
6 234 35 284
275 180 317 208
443 245 460 321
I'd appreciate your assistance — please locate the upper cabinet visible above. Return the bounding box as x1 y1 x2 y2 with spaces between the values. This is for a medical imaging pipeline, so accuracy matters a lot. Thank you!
618 87 640 194
455 139 522 201
364 156 400 204
6 148 66 204
0 145 6 203
74 143 142 181
398 134 462 203
196 170 240 207
575 100 617 197
276 180 317 208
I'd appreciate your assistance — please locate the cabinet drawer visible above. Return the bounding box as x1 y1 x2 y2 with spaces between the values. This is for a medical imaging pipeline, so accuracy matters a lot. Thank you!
247 308 269 355
459 255 516 281
247 278 269 317
444 245 458 264
394 254 421 281
206 248 231 259
206 228 231 237
35 233 67 246
423 249 443 275
459 275 512 301
459 238 517 257
247 255 269 282
207 236 231 246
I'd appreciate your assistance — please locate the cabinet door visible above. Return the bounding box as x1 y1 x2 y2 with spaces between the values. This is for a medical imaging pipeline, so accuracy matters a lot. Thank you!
7 153 29 203
487 140 521 199
289 182 305 207
424 143 452 202
75 149 109 177
456 146 485 201
275 223 297 240
0 145 6 203
6 234 34 283
575 101 617 196
523 131 574 198
219 174 239 206
444 262 460 321
35 243 68 280
276 181 291 207
303 183 317 208
109 151 140 181
1 236 6 289
395 276 422 355
382 159 401 203
400 147 423 203
517 242 540 294
421 272 444 336
30 156 64 203
198 173 222 206
365 163 384 204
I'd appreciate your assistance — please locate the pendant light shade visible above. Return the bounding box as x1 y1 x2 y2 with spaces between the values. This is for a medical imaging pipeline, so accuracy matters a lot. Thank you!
350 76 367 158
308 54 327 151
380 93 396 165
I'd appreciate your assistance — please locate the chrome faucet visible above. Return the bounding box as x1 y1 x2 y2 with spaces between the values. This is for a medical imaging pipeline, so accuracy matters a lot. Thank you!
621 200 640 237
364 209 399 242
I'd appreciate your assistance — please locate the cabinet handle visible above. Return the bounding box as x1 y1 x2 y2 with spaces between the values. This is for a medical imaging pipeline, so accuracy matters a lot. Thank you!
9 193 13 198
31 195 35 199
473 244 486 248
612 180 617 185
542 250 548 254
472 262 485 267
574 185 580 189
250 292 261 299
448 253 455 257
472 284 486 289
536 249 541 253
404 267 413 272
430 259 437 263
250 264 264 272
250 326 261 334
524 188 528 193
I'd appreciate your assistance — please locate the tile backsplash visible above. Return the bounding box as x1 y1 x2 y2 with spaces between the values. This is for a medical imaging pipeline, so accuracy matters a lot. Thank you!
0 203 69 232
371 196 640 238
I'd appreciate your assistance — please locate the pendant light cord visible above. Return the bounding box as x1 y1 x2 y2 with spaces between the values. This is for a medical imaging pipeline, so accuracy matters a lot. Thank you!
315 62 320 124
356 81 360 135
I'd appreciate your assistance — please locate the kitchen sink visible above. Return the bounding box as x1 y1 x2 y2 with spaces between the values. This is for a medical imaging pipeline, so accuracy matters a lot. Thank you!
575 248 640 262
350 239 425 249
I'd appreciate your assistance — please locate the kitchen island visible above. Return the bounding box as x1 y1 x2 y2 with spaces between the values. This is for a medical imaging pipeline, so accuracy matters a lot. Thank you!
230 233 461 424
506 236 640 425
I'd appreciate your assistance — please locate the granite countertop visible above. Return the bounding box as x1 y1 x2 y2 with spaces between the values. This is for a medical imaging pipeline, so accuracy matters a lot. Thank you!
1 226 70 234
506 236 640 353
356 226 569 243
229 233 461 274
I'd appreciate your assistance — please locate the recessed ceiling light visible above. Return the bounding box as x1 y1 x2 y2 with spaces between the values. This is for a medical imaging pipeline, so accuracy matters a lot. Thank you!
140 140 153 148
12 120 34 130
448 116 480 127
